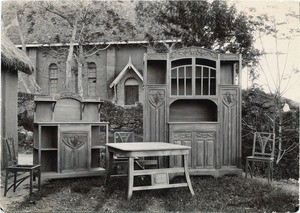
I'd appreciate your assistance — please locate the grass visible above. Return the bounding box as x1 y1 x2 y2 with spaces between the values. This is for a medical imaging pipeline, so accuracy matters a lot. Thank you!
11 175 298 212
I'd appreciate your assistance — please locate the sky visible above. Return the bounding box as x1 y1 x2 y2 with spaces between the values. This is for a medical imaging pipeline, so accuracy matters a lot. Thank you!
233 0 300 102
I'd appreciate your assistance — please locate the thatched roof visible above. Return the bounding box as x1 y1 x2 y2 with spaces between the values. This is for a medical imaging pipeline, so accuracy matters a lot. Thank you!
1 33 33 74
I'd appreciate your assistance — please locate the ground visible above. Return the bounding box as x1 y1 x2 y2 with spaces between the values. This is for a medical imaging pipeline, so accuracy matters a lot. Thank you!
1 151 299 212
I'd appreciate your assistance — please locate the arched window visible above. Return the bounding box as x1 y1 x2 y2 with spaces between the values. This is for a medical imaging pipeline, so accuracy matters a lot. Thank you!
49 63 58 94
125 78 139 105
88 62 97 96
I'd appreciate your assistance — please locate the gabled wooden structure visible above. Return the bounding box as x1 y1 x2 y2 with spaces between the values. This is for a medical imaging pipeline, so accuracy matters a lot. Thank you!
143 47 242 177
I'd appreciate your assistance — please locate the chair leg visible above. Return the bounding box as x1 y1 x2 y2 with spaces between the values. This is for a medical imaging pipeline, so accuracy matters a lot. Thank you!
250 161 254 178
13 171 17 192
38 169 41 191
270 162 274 182
245 159 248 179
30 170 33 195
4 170 9 196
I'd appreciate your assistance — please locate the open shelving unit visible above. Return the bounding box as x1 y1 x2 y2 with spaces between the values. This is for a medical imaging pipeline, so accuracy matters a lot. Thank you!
33 92 108 179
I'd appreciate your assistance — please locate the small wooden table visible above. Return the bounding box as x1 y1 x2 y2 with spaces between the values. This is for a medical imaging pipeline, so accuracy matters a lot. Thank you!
105 142 195 199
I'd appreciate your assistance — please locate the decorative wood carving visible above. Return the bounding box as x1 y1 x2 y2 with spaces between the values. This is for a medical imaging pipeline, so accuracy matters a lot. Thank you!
220 53 239 60
62 132 88 149
195 132 215 140
54 92 82 101
222 90 237 107
173 132 192 140
149 90 165 108
147 53 167 60
153 173 168 185
170 47 218 59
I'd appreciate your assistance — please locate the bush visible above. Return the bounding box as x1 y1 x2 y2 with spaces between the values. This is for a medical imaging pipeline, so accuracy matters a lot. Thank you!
242 88 299 180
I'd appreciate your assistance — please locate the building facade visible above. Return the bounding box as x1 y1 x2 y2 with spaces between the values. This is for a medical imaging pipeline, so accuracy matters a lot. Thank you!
23 42 155 106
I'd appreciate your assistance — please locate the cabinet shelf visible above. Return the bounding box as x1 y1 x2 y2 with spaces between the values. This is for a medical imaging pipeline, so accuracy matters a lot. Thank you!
41 148 58 151
91 145 105 149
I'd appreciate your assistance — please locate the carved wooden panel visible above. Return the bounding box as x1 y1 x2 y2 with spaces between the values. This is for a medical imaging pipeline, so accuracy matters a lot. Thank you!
170 131 215 168
60 132 88 172
220 86 240 166
195 132 215 168
144 87 167 142
171 132 192 167
170 47 218 60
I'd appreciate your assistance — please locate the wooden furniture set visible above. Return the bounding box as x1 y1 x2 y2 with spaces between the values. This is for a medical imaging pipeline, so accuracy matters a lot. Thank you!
7 47 274 198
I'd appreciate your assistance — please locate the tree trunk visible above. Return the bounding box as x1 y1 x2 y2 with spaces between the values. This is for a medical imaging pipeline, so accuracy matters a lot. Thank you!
276 100 283 164
65 19 78 92
77 45 84 97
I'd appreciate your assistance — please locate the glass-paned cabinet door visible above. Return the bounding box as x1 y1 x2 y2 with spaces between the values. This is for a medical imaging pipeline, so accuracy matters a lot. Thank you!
171 65 193 96
195 65 216 96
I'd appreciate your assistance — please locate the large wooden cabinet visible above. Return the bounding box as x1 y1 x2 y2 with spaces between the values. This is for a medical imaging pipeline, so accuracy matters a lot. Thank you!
143 47 242 177
33 92 108 179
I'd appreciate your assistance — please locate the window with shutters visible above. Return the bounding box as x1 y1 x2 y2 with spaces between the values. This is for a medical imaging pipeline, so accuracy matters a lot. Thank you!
49 63 58 94
88 62 97 96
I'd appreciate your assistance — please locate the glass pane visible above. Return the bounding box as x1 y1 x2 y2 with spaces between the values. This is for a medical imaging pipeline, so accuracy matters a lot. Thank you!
195 78 201 95
178 67 184 78
171 69 177 78
171 58 192 68
210 69 216 77
203 67 209 78
179 79 184 95
171 79 177 95
196 66 202 78
186 66 192 78
210 79 216 95
186 79 192 95
203 79 209 95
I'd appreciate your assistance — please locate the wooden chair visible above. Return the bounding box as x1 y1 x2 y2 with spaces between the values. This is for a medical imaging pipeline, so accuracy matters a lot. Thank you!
245 132 275 183
4 137 41 196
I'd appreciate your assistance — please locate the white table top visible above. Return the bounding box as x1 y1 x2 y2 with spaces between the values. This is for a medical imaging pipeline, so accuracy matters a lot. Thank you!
106 142 191 152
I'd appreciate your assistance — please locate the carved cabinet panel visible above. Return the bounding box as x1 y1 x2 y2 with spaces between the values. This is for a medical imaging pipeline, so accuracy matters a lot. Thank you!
170 128 216 169
144 87 167 142
220 86 240 166
60 132 88 172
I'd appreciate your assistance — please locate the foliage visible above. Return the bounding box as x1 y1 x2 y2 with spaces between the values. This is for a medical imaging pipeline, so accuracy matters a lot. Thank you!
11 176 298 212
135 0 261 66
100 100 143 136
242 88 299 179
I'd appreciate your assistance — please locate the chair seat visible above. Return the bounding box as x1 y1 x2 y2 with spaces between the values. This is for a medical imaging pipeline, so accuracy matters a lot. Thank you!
7 164 41 170
246 156 274 162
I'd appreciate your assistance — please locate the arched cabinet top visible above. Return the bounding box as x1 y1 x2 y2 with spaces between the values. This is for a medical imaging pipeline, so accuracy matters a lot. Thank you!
169 47 218 60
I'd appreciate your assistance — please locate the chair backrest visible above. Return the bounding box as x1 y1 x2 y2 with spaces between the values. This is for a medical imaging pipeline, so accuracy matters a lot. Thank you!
252 132 275 158
4 137 18 166
113 132 134 143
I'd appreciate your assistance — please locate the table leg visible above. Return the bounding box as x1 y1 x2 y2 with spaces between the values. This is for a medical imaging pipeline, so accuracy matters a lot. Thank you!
105 151 114 186
127 157 134 200
30 170 33 195
183 154 195 196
